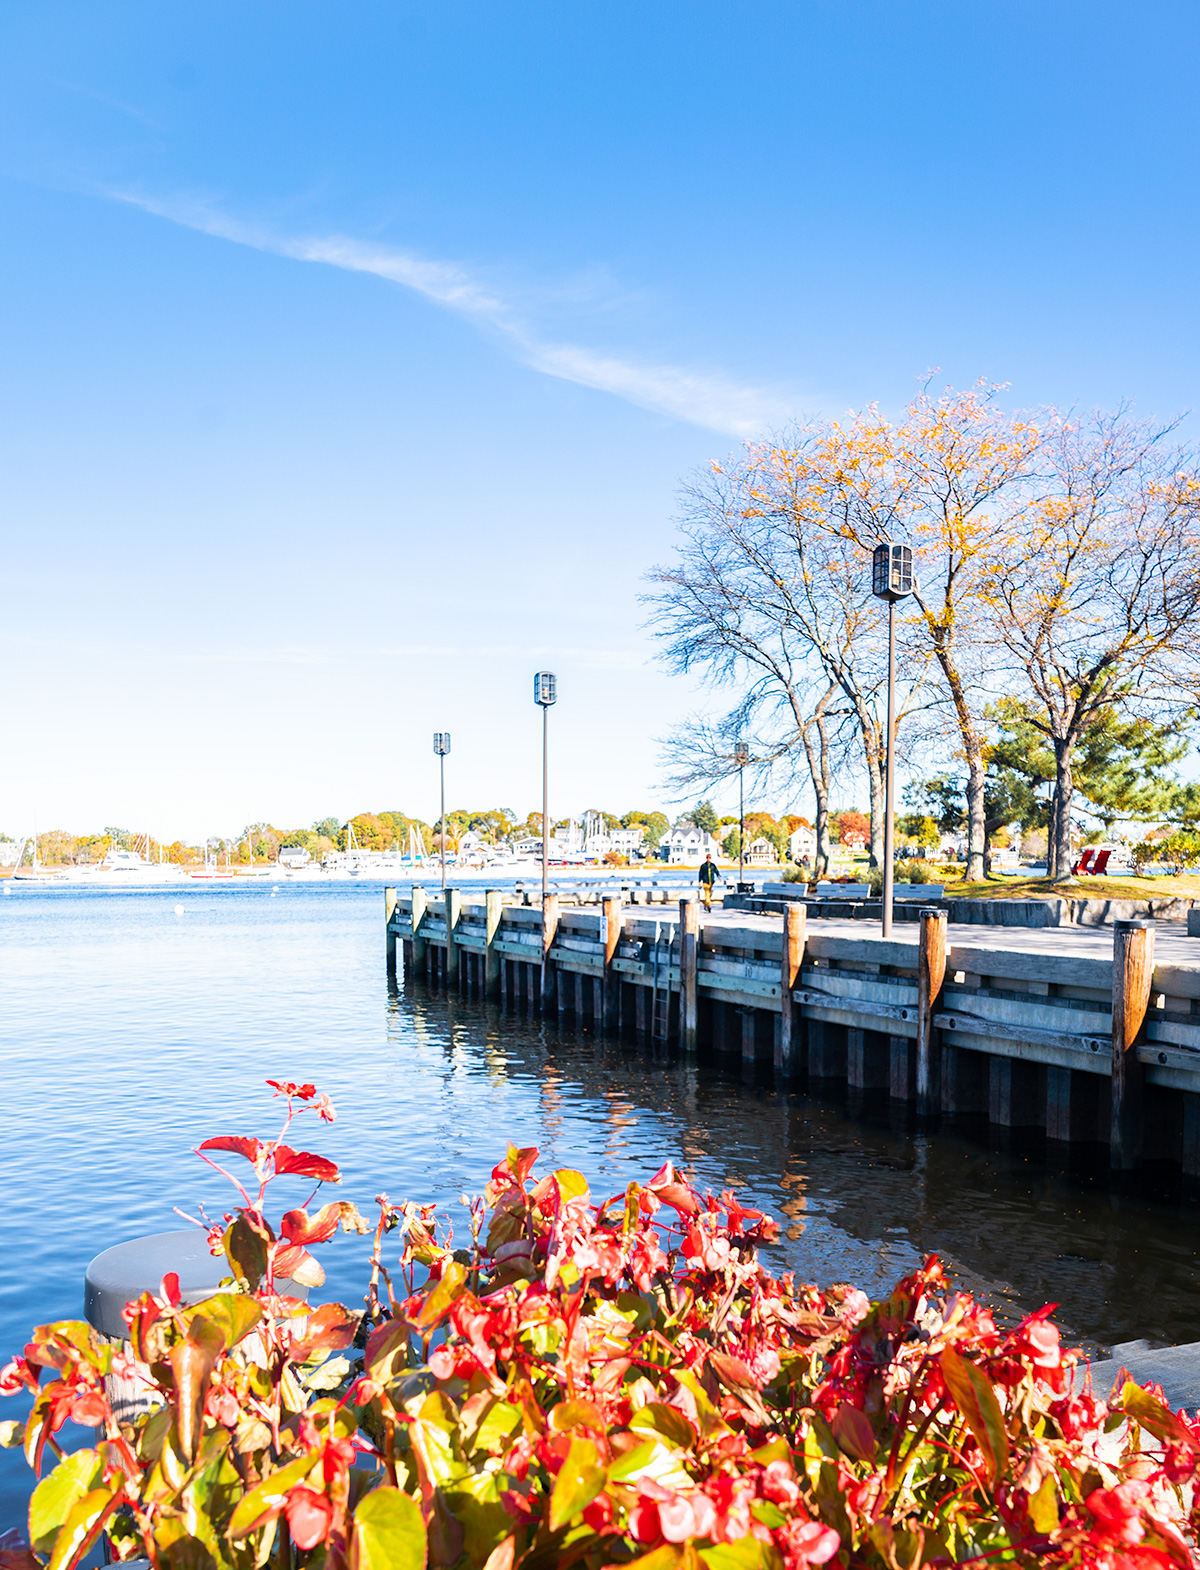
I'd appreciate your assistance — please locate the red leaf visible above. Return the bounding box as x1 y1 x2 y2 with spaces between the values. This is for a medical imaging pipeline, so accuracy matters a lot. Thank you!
653 1182 699 1216
160 1272 181 1306
285 1486 333 1550
267 1080 317 1101
199 1136 266 1166
281 1204 341 1246
290 1302 362 1362
273 1244 326 1288
273 1145 340 1183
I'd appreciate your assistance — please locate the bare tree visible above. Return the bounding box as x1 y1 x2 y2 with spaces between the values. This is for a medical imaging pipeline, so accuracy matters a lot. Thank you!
645 438 917 867
659 678 853 875
986 411 1200 880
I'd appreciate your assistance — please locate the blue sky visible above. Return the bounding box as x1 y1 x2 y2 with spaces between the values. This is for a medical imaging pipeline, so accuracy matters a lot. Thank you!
1 2 1198 840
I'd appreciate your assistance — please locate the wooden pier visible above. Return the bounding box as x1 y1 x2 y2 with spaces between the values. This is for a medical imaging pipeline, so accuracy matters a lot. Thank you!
385 887 1200 1175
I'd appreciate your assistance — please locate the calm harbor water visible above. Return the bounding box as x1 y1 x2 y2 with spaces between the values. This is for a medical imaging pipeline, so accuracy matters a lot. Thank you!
2 880 1200 1525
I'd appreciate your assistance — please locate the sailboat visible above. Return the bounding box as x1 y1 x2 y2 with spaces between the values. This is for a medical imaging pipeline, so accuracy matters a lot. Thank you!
12 834 68 883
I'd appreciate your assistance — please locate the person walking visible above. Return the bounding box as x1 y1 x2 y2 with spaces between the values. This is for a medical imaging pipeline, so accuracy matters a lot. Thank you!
698 853 721 910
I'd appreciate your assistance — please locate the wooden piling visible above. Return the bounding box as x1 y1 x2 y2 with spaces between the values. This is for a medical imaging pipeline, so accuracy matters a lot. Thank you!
445 888 461 992
385 887 398 976
410 886 428 977
484 890 502 999
602 896 622 1032
777 902 806 1076
679 900 699 1055
915 908 947 1118
1045 1066 1072 1142
1111 918 1155 1170
889 1036 912 1101
541 893 559 1012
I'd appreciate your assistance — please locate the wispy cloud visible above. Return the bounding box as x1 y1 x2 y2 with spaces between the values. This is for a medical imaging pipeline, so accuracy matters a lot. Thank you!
105 189 792 435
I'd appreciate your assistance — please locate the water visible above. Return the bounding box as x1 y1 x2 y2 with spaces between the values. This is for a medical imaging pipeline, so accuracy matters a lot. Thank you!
2 880 1200 1528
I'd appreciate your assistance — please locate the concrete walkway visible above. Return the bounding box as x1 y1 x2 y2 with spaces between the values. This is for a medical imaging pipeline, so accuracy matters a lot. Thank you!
1089 1342 1200 1410
707 908 1200 966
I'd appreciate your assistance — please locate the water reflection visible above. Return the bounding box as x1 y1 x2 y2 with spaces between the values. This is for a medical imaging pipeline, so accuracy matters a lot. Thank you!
1 883 1199 1527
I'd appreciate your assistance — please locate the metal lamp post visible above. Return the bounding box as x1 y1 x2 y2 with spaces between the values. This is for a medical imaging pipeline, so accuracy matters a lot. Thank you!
734 740 749 891
534 673 557 906
433 732 451 892
870 540 914 937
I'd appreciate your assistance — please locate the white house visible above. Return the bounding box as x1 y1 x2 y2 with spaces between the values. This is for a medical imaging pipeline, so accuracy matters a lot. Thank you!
788 825 816 863
278 845 311 868
582 824 646 859
744 835 779 867
661 824 724 864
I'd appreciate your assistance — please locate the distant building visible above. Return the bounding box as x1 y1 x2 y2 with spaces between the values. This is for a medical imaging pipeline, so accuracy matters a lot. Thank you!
584 825 646 859
745 835 778 866
278 845 311 868
788 825 816 863
661 823 724 864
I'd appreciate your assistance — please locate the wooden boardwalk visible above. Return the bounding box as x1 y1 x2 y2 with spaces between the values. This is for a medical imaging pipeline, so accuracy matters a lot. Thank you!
385 888 1200 1175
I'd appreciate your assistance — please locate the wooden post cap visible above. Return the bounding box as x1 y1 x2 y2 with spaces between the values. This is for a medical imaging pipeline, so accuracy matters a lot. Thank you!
84 1229 228 1339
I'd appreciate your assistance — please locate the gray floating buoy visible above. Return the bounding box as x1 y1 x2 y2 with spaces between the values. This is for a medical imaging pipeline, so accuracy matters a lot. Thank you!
85 1229 226 1340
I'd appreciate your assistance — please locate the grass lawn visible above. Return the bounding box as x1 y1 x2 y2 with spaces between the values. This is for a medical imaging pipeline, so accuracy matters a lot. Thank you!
944 873 1200 901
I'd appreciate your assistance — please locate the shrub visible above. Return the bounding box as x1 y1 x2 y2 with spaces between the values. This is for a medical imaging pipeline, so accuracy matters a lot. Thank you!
894 860 931 884
3 1084 1199 1570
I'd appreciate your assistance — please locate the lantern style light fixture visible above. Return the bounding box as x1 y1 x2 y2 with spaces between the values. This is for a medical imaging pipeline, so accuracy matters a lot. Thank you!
534 673 557 904
872 541 914 601
870 540 915 936
432 732 451 891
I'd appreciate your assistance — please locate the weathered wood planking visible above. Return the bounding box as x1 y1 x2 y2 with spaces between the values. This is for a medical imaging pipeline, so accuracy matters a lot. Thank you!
386 888 1200 1171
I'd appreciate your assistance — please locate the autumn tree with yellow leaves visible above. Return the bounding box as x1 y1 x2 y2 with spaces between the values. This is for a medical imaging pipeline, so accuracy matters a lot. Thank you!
651 383 1200 884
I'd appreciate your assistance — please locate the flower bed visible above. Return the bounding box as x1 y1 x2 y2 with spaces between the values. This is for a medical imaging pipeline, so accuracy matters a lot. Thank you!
2 1080 1199 1569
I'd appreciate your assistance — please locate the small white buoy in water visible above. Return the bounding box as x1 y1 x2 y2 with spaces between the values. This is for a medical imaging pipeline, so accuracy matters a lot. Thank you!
174 904 185 916
271 891 277 897
2 884 11 896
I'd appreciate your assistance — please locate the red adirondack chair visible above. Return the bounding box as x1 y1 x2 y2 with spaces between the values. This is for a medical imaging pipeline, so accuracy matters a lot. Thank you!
1072 847 1095 875
1089 849 1111 876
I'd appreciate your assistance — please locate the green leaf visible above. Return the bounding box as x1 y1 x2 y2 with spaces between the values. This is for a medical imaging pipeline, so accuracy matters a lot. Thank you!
751 1500 787 1529
350 1485 427 1570
184 1291 263 1354
622 1546 684 1570
46 1487 118 1570
699 1541 766 1570
939 1348 1009 1486
1028 1472 1059 1534
227 1454 316 1538
1116 1380 1196 1448
472 1401 522 1456
413 1261 467 1331
548 1435 605 1532
29 1451 102 1555
552 1168 590 1204
749 1437 790 1465
629 1402 697 1449
606 1438 658 1482
223 1215 270 1290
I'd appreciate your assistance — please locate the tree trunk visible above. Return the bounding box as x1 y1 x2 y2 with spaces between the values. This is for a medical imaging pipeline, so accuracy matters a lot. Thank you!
867 736 884 870
801 685 837 878
964 742 987 883
846 690 885 868
1052 742 1075 883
